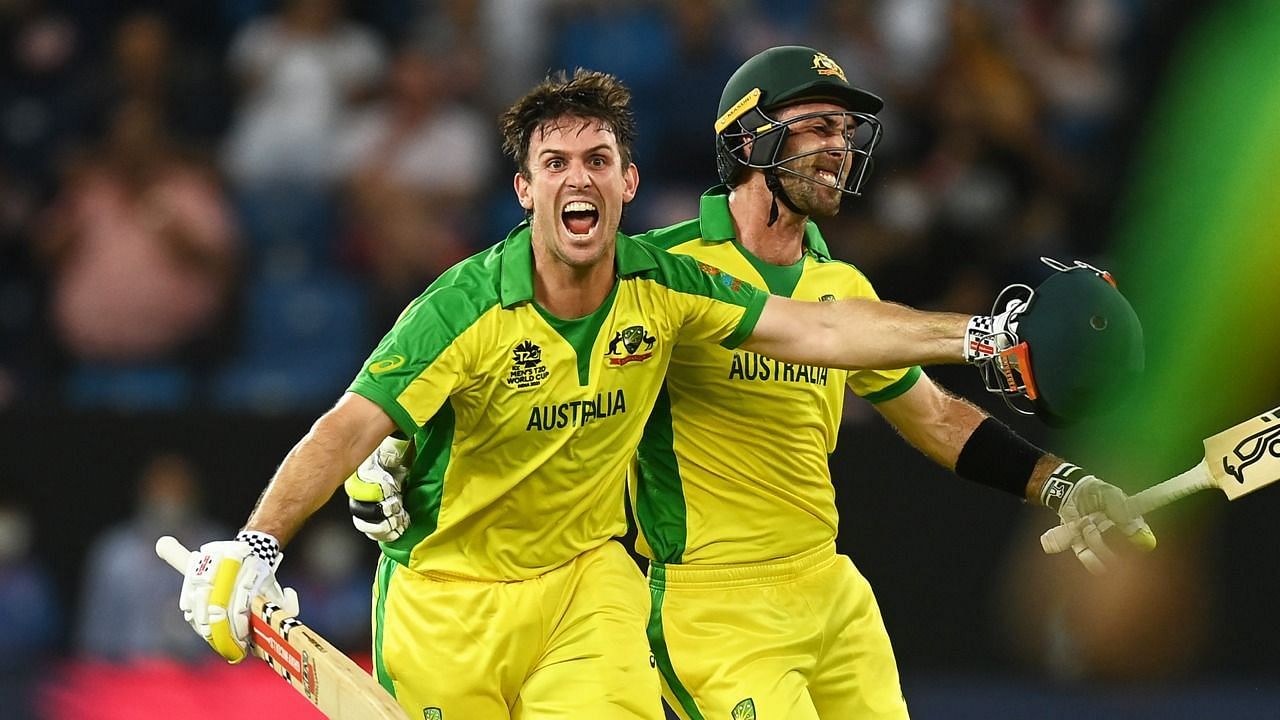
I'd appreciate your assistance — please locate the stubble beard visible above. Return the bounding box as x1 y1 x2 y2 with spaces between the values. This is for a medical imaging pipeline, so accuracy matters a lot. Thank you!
780 169 844 218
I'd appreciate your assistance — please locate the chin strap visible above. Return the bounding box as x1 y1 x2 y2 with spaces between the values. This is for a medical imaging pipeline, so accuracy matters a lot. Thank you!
763 170 804 227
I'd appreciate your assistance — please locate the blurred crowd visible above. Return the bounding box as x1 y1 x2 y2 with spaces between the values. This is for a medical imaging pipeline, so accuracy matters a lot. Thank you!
3 2 1255 718
0 0 1164 415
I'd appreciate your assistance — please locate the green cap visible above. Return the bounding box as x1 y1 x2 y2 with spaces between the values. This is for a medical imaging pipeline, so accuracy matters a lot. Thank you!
1018 268 1145 425
715 45 883 134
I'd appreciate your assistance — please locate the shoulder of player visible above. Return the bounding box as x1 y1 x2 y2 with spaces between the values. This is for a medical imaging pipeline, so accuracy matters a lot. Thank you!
803 253 875 291
632 216 702 251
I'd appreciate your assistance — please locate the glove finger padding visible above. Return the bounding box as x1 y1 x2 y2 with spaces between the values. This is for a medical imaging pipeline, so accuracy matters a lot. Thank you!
180 538 298 664
1078 512 1117 572
345 435 412 543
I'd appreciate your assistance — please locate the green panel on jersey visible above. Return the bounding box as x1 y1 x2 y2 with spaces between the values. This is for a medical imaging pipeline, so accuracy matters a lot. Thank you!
734 244 805 297
533 282 619 386
382 400 456 567
647 565 704 720
636 217 701 250
372 554 397 698
634 384 687 563
862 365 922 403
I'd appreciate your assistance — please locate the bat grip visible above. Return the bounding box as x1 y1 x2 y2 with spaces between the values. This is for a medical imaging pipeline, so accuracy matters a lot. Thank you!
156 535 192 572
1041 460 1215 554
1127 460 1216 516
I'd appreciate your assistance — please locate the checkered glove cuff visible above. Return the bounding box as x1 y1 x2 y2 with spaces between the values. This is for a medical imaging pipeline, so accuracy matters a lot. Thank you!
235 530 281 567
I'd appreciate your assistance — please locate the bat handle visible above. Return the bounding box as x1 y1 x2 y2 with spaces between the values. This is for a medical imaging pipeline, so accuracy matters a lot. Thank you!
1127 460 1216 516
156 535 192 572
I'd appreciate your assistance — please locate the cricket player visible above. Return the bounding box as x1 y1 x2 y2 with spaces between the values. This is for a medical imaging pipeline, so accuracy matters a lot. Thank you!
175 68 1125 720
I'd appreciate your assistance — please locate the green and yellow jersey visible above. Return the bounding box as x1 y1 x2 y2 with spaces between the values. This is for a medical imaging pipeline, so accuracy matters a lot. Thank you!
348 222 766 581
631 187 921 565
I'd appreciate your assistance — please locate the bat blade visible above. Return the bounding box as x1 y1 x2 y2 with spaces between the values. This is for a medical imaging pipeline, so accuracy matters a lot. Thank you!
1204 405 1280 501
155 536 407 720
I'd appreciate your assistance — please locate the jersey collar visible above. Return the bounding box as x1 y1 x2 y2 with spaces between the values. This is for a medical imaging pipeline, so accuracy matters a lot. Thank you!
498 221 660 308
697 185 833 261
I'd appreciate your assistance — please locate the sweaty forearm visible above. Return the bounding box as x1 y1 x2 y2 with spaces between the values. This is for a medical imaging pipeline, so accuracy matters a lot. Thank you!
745 296 970 371
244 394 396 545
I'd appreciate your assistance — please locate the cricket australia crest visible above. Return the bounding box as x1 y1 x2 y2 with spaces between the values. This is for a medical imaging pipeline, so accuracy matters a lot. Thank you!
606 324 657 366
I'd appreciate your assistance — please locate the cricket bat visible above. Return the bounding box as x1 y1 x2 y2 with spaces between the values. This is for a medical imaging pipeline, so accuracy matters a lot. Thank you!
1042 406 1280 552
156 536 407 720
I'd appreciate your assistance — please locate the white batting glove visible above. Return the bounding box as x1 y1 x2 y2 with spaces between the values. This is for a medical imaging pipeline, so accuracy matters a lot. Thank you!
344 436 411 542
177 531 300 663
1038 463 1157 574
963 294 1027 364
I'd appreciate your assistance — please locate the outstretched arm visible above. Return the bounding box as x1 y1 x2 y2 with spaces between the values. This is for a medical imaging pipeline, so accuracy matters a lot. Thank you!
742 296 972 371
872 375 1155 573
244 392 397 545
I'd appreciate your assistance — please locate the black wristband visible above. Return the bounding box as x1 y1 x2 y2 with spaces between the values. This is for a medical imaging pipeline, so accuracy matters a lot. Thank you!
954 417 1046 499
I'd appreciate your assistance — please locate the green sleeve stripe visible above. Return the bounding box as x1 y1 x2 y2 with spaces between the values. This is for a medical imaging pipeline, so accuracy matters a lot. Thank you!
347 382 419 438
720 293 766 349
862 366 923 404
647 566 705 720
634 384 687 563
372 554 398 698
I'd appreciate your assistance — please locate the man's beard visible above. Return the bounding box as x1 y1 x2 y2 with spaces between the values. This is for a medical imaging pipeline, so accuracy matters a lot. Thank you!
778 163 845 218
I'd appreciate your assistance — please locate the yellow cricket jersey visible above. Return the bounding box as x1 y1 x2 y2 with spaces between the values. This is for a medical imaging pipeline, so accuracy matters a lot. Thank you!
631 187 921 565
348 222 767 581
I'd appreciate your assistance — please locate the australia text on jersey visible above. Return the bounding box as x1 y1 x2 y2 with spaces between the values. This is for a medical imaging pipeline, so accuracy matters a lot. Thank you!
526 389 628 431
727 351 830 385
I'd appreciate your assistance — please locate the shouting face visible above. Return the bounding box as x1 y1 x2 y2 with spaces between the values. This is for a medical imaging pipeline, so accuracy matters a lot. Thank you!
773 101 860 217
514 115 639 271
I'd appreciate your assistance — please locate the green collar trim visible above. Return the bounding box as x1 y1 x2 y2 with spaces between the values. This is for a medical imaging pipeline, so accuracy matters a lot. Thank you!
498 221 660 308
696 186 832 260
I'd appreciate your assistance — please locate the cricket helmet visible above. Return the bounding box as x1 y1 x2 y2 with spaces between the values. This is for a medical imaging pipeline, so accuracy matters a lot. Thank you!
976 259 1145 426
714 45 884 200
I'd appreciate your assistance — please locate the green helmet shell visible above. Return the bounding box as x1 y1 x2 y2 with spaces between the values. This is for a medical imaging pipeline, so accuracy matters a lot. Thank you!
715 45 884 133
1018 268 1145 425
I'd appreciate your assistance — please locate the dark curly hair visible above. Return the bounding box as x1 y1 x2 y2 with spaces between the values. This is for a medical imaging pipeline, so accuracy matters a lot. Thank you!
499 68 636 178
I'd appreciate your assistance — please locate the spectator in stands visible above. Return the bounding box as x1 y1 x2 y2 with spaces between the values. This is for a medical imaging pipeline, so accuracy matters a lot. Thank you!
222 0 387 187
334 46 490 328
0 500 59 720
36 99 238 364
72 11 229 154
76 452 227 662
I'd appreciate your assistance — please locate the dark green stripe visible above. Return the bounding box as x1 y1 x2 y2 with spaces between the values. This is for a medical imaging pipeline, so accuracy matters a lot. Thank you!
383 399 456 566
373 554 397 697
863 366 923 404
734 244 805 297
634 383 687 563
720 294 766 349
646 564 703 720
533 281 619 386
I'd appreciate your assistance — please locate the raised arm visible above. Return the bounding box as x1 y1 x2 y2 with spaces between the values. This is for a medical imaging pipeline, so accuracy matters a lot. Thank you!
741 295 972 370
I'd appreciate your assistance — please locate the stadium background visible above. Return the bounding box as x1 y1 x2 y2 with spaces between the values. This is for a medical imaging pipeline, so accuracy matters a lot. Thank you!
1 1 1277 718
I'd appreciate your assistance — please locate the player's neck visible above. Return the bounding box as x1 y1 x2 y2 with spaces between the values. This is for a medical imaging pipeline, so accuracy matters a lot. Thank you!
728 181 807 266
532 246 617 319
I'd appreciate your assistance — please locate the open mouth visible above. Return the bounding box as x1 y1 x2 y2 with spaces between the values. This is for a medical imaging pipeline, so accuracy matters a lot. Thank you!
814 169 840 186
561 200 600 237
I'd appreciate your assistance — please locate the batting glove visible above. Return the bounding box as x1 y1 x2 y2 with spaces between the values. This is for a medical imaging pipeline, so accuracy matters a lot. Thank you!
178 531 299 663
1038 463 1157 574
344 436 411 543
